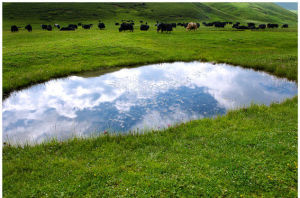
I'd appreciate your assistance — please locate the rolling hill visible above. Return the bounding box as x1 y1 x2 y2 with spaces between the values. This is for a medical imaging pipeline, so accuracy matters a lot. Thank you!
3 2 297 25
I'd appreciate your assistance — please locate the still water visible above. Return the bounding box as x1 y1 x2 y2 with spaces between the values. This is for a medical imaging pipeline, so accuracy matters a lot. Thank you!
3 62 297 144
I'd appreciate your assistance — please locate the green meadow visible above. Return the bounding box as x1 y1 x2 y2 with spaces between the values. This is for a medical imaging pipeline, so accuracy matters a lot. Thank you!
2 3 298 197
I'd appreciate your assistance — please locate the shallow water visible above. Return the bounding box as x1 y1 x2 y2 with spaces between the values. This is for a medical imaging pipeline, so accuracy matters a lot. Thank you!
3 61 297 144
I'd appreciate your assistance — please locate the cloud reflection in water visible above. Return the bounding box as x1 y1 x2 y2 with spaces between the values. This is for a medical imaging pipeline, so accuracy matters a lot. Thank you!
3 61 297 144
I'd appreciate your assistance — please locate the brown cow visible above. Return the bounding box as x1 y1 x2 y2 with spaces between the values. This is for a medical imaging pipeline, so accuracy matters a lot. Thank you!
186 22 198 31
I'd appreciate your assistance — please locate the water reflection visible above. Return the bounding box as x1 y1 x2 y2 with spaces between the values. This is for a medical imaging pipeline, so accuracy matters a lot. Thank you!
3 61 297 144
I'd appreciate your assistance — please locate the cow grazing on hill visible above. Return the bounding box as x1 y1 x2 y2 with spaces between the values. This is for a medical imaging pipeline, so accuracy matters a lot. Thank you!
47 25 52 31
115 22 119 26
68 24 78 29
82 24 92 29
98 23 105 30
41 24 47 30
214 22 226 28
25 24 32 32
258 24 266 29
11 25 19 32
267 23 278 28
54 24 60 29
186 22 198 31
60 27 75 31
282 24 288 28
236 26 249 30
157 23 173 33
119 23 134 32
247 23 255 28
140 24 149 31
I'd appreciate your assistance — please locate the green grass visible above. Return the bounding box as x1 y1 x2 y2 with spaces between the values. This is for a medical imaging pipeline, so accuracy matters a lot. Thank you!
2 3 298 197
3 25 298 98
3 97 297 197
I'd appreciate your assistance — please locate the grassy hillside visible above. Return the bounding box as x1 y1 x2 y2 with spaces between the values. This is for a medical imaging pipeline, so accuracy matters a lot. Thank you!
2 3 298 197
3 2 297 26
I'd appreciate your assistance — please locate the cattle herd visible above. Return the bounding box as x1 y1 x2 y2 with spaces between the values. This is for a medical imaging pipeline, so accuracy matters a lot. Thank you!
10 20 289 33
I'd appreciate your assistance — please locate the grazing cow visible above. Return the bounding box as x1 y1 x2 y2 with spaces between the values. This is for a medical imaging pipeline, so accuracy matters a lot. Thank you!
247 23 256 29
232 22 241 29
178 23 188 28
196 23 200 28
68 24 78 29
60 27 75 31
54 24 60 29
25 24 32 32
82 24 92 29
157 23 173 33
98 23 105 30
140 24 149 31
115 22 119 26
267 23 278 28
202 22 214 27
140 20 143 23
282 24 288 28
171 23 176 28
214 22 226 28
236 26 249 30
119 23 134 32
47 25 52 31
258 24 266 29
186 22 198 31
11 25 19 32
41 24 48 30
78 23 82 26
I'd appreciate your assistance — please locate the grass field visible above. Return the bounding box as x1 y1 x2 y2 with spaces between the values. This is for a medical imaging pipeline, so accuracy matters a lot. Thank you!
2 2 298 197
3 24 298 98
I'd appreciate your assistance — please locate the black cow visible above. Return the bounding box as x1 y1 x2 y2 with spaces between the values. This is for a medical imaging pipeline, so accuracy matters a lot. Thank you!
78 23 82 26
68 24 78 29
171 23 176 28
60 27 75 31
140 20 143 23
140 24 149 31
82 24 92 29
47 25 52 31
258 24 266 29
232 22 241 29
267 23 278 28
25 24 32 32
98 23 105 30
119 23 134 32
247 23 255 28
181 23 188 28
282 24 288 28
11 25 19 32
202 22 214 27
157 23 173 33
236 26 249 30
41 24 47 30
214 22 226 28
196 23 200 28
115 22 119 26
54 24 60 29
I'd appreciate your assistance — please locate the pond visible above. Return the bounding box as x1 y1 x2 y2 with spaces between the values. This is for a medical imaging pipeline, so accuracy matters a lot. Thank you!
3 61 297 144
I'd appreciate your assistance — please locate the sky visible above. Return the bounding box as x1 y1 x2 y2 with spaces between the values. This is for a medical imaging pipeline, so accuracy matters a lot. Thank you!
275 2 298 10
